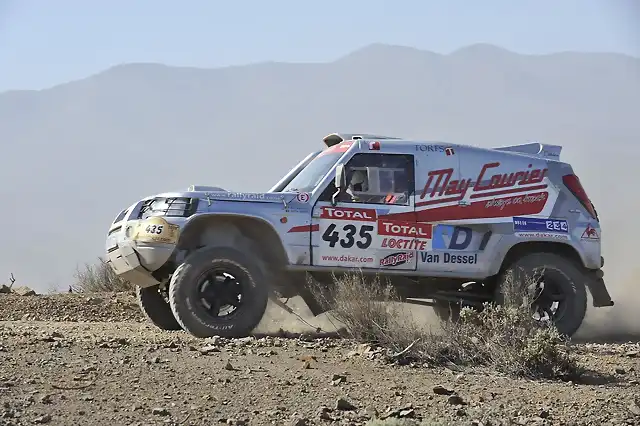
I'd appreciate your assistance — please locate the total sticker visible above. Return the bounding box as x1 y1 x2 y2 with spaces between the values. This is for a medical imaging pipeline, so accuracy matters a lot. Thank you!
296 192 310 203
132 217 180 244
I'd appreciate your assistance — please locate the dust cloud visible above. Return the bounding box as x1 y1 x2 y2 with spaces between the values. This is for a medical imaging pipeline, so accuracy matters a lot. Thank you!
573 209 640 343
252 296 445 338
252 296 346 337
255 276 640 343
573 268 640 343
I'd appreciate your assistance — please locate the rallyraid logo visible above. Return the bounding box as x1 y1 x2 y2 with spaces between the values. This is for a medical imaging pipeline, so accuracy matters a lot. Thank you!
379 252 414 267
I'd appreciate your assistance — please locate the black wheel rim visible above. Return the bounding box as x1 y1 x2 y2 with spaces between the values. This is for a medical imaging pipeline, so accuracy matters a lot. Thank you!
158 284 171 304
196 269 244 319
528 269 568 324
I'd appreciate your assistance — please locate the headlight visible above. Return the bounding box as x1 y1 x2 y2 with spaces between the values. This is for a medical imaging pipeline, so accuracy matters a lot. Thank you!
137 197 199 220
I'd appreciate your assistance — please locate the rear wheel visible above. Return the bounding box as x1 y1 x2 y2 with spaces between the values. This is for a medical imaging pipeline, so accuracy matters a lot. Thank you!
496 252 588 337
168 246 269 338
136 285 182 331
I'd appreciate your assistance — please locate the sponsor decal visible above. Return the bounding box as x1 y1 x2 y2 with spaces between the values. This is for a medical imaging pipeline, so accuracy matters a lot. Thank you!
381 237 428 250
378 220 432 251
420 252 478 264
431 225 492 251
378 220 432 238
415 145 448 153
410 163 548 222
581 224 600 241
419 162 548 203
320 206 377 221
204 191 285 202
375 161 551 223
380 252 414 267
513 216 569 240
379 191 549 223
296 192 310 203
445 147 455 156
320 254 374 265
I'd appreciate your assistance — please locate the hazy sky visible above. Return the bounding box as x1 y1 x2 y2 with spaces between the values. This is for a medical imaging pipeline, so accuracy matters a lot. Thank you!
0 0 638 92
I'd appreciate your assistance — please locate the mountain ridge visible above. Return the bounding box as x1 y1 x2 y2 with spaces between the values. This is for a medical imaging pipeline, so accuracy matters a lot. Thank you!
0 42 638 293
2 43 638 95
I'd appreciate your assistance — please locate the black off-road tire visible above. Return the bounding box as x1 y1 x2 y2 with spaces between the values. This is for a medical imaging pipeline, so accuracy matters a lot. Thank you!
136 285 182 331
432 301 461 323
496 252 588 337
168 246 269 338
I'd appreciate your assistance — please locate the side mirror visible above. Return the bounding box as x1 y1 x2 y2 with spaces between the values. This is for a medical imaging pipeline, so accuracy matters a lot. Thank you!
332 164 347 206
334 164 347 189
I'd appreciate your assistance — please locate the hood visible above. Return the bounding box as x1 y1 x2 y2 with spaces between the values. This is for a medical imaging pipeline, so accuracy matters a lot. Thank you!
199 190 298 204
185 185 309 206
147 186 311 210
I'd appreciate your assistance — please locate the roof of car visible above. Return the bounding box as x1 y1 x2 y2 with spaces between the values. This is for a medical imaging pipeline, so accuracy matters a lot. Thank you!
322 132 564 162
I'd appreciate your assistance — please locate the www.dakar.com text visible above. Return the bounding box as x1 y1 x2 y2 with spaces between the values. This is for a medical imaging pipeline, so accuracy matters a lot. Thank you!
321 254 374 264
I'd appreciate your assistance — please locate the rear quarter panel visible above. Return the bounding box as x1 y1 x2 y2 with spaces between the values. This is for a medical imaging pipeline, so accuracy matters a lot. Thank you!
414 145 600 277
489 159 603 272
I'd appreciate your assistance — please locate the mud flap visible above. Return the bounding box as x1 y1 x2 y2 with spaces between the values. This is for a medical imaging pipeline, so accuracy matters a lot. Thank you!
267 289 324 333
274 271 328 317
585 273 615 307
296 284 326 317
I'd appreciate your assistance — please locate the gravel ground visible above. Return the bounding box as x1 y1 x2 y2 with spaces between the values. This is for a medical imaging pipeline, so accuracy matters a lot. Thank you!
1 292 639 426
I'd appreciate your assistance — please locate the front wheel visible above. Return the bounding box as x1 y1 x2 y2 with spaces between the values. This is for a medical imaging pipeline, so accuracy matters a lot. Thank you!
168 246 269 338
495 252 588 337
136 285 183 331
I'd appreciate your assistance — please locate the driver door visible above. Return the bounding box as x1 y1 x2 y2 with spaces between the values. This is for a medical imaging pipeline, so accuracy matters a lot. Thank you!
311 152 425 271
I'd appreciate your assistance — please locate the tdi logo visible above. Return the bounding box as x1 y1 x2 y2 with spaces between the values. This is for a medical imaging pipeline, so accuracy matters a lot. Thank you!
432 225 491 251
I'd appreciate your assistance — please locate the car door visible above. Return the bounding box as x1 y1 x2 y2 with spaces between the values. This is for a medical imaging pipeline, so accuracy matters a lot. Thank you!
410 144 493 274
311 152 423 271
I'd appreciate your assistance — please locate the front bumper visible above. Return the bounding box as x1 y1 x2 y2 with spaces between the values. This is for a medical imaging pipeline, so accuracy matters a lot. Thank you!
106 241 160 288
106 216 182 288
106 240 176 288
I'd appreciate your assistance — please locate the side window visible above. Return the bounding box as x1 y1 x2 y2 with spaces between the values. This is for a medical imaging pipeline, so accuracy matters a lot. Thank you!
340 153 414 205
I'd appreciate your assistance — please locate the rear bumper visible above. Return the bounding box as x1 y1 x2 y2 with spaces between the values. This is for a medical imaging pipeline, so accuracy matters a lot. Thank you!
105 240 175 288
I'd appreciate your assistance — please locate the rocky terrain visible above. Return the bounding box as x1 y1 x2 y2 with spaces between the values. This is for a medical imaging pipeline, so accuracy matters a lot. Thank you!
1 292 640 426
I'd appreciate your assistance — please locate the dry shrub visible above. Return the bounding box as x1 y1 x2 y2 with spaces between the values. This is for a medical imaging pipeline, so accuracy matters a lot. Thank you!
311 269 580 380
309 272 423 354
72 257 133 293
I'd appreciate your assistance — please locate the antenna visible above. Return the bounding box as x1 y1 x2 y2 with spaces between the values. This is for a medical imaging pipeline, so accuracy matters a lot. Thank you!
8 273 15 290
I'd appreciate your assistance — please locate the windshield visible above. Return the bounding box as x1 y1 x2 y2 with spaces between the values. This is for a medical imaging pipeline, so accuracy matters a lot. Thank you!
281 149 347 193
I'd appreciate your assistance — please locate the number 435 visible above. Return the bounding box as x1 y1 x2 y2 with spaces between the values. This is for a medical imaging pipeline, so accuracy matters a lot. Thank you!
145 224 163 235
322 223 373 249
